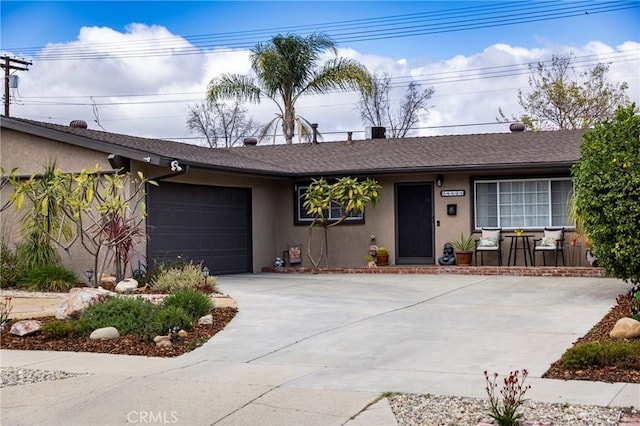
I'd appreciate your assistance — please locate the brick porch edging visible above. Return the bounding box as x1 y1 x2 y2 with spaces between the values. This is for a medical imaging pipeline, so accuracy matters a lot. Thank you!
262 265 607 278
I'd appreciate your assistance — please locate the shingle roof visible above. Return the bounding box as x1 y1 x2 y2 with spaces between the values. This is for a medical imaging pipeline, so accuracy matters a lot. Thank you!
2 116 584 177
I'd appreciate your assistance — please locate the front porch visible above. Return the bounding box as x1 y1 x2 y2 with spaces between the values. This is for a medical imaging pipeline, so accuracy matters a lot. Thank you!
262 265 606 278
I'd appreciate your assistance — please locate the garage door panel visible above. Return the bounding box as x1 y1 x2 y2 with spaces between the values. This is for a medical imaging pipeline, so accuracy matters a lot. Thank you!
147 182 252 275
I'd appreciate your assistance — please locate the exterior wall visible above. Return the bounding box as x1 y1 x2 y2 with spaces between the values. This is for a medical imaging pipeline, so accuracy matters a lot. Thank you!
274 172 588 269
275 173 468 268
0 129 115 282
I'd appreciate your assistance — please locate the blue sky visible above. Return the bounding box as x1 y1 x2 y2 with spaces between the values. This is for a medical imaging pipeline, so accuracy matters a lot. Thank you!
3 1 639 61
1 1 639 141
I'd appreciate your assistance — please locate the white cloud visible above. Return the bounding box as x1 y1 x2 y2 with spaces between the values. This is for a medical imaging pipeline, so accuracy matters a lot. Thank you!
9 24 640 143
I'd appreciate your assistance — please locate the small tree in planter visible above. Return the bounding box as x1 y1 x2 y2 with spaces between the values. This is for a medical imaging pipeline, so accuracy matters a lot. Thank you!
451 232 475 265
303 177 380 269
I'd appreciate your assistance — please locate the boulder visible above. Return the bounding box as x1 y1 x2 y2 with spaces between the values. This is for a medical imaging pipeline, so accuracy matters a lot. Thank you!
55 287 117 320
177 329 188 338
609 317 640 339
89 326 120 340
115 278 138 293
155 336 173 349
10 320 42 336
198 314 213 325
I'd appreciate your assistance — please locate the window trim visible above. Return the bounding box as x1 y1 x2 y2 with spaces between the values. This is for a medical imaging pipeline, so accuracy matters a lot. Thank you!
473 176 574 231
293 183 365 226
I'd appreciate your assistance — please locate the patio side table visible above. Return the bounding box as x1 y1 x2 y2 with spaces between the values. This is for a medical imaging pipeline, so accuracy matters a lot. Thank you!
507 234 534 266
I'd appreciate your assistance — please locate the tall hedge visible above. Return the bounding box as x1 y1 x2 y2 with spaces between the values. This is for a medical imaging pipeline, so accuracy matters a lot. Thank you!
572 104 640 284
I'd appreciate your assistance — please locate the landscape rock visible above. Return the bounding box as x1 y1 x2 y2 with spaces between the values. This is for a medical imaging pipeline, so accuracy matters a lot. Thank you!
115 278 138 293
55 287 117 320
10 320 42 336
198 314 213 325
154 335 171 343
155 338 173 349
89 327 120 340
609 317 640 338
177 329 188 338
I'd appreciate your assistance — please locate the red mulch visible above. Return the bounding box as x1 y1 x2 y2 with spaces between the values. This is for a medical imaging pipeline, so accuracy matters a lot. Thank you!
1 307 237 357
543 296 640 383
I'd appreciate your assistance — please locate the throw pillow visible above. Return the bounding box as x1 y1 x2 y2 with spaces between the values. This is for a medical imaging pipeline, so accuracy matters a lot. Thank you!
478 237 497 247
540 237 556 247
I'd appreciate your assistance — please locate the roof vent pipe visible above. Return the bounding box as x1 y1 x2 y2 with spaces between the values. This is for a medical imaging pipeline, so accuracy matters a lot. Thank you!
311 123 318 144
243 137 258 146
346 131 353 144
509 122 525 132
69 120 88 129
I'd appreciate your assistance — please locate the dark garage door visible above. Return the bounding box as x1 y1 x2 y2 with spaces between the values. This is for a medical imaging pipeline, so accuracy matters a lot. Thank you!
146 182 252 275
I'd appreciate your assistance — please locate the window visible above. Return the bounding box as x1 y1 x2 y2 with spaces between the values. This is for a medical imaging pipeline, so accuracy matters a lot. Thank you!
474 178 573 229
295 185 364 225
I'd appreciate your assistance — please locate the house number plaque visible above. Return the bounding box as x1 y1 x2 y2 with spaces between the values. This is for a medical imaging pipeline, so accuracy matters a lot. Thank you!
440 190 465 197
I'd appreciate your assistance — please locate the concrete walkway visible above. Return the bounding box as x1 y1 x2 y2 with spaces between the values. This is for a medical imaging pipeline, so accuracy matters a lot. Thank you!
1 273 638 425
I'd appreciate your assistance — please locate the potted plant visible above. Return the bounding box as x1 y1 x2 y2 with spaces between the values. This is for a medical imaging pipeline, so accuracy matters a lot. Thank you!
376 247 389 266
451 233 475 265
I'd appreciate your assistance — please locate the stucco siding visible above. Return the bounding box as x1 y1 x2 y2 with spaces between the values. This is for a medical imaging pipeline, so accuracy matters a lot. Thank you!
1 130 117 282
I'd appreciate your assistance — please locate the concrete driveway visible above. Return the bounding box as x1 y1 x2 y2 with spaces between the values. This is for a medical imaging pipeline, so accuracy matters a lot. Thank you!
1 273 638 425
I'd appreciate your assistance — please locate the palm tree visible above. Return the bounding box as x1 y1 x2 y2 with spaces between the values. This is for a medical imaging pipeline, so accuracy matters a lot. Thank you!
207 33 372 144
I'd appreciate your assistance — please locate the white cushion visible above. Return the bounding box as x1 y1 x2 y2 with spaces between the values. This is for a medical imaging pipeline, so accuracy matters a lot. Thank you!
482 229 501 240
544 229 563 241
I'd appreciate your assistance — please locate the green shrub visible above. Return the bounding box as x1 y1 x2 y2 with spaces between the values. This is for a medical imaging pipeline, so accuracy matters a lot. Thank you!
150 262 216 293
148 306 193 337
15 230 60 270
572 104 640 284
142 256 192 286
162 289 213 320
81 297 157 336
19 265 78 292
41 319 89 338
1 241 25 287
561 341 640 369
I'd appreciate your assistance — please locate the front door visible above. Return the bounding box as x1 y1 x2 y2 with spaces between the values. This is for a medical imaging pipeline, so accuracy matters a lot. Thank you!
395 183 434 264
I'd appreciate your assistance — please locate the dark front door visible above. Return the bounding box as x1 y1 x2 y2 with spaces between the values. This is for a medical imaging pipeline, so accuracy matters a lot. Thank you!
146 182 252 275
395 183 434 264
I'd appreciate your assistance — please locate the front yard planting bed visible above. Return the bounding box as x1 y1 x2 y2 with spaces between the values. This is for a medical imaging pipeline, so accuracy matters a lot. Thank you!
1 307 237 357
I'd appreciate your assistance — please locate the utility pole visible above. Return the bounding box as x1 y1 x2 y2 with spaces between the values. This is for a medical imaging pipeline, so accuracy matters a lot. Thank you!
1 55 32 117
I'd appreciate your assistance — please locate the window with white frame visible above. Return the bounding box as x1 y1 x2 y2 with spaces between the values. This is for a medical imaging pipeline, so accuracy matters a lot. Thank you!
295 185 364 224
474 178 573 229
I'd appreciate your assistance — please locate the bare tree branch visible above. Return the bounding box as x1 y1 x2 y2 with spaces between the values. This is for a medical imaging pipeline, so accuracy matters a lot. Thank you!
357 73 434 138
186 100 260 147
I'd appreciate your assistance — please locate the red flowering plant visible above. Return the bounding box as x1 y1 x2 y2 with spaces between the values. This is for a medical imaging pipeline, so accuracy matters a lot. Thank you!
483 369 531 426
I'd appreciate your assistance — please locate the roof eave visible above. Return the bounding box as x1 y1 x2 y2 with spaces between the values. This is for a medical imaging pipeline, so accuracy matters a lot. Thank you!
290 161 576 178
2 118 165 166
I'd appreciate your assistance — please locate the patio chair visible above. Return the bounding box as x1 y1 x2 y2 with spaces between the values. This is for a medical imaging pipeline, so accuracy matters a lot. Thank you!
533 227 566 266
474 227 503 266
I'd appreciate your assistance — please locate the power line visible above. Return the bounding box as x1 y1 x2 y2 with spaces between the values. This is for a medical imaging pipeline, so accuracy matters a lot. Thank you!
2 1 635 61
13 49 638 108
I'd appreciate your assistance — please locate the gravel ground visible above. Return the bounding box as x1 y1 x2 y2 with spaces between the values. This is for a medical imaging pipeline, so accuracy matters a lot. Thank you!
389 393 637 426
0 367 89 388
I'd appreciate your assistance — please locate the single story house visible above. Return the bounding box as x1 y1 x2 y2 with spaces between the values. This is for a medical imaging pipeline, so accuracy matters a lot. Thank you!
1 116 586 278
